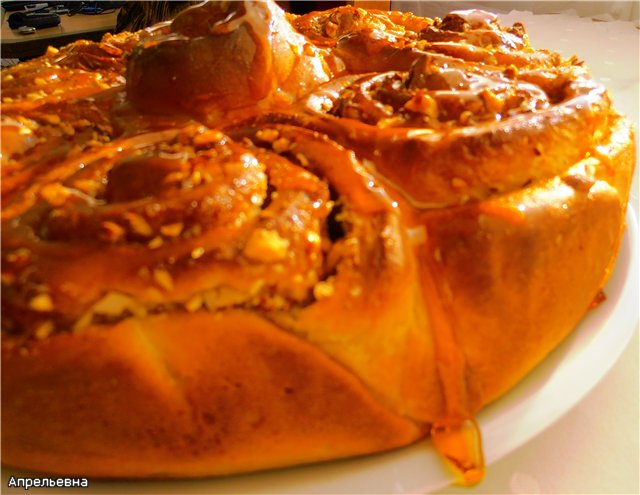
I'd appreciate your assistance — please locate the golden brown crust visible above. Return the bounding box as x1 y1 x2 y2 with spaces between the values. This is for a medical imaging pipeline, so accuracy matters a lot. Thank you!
0 0 636 482
2 310 424 477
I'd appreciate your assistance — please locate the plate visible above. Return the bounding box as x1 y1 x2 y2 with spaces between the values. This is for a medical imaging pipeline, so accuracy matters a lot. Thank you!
2 206 638 495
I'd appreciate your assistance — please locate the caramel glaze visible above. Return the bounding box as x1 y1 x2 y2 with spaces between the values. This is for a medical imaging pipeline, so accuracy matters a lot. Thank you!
1 1 634 486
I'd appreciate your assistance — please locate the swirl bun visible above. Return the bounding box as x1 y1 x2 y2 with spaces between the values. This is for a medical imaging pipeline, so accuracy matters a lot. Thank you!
1 0 635 485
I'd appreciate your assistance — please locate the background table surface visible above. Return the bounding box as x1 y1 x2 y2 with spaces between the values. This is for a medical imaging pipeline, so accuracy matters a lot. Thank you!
1 8 118 59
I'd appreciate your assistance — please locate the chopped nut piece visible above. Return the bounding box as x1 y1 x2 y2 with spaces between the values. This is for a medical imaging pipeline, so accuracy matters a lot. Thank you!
100 221 125 243
92 292 141 316
307 232 321 244
203 286 249 311
243 229 289 263
193 129 224 148
191 247 205 259
256 128 279 142
30 294 54 312
41 114 61 125
295 153 310 167
404 93 439 120
124 212 153 237
481 89 505 114
313 280 335 300
324 20 338 37
35 321 55 339
39 183 71 207
160 222 184 237
272 137 291 153
153 268 174 291
148 236 164 249
189 170 202 186
184 294 203 312
459 111 474 125
163 171 185 184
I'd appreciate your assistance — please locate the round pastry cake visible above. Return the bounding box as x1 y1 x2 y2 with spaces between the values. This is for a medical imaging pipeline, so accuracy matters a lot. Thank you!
1 0 635 485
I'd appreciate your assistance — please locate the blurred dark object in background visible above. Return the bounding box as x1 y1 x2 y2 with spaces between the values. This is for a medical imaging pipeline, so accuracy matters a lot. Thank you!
115 1 197 32
286 1 348 14
2 1 125 13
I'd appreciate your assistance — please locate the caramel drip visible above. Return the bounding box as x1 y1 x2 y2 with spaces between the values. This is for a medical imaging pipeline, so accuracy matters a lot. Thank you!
417 219 483 485
431 419 485 485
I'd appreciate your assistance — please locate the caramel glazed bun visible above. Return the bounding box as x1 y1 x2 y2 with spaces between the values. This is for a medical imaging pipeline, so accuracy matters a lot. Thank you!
1 0 635 483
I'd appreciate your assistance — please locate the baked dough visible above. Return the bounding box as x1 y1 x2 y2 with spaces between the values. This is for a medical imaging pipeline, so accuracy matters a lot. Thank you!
1 1 635 484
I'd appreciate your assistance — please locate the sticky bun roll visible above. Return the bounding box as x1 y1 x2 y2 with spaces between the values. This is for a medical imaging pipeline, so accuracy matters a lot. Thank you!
292 7 560 74
285 52 625 208
257 39 635 420
1 30 148 114
1 30 151 218
1 123 446 477
126 1 333 123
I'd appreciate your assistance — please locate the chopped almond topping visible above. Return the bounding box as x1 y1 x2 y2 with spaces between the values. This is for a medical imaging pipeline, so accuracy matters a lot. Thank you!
272 137 291 153
243 229 289 263
148 236 164 249
29 294 54 312
193 129 224 148
324 20 338 37
256 128 279 142
203 286 249 310
459 111 473 125
191 247 205 259
295 153 310 167
160 222 184 237
100 221 125 243
184 294 203 312
152 268 174 291
306 231 321 244
34 321 54 339
163 171 186 184
124 212 153 237
404 93 438 120
42 114 61 125
313 280 335 300
481 89 504 114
